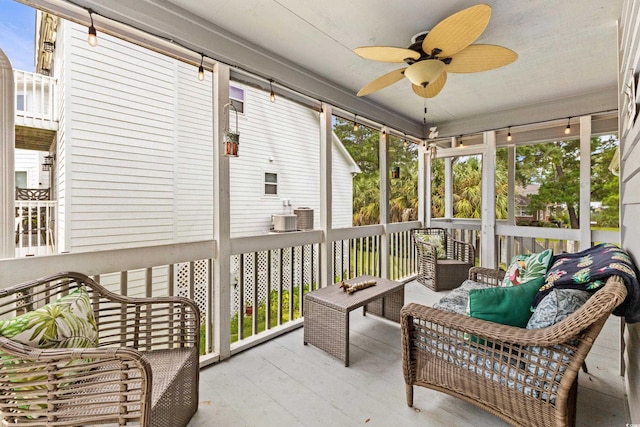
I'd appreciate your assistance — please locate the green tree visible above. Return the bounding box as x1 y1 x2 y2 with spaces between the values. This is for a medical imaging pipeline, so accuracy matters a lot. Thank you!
514 136 619 229
431 155 508 219
334 117 419 225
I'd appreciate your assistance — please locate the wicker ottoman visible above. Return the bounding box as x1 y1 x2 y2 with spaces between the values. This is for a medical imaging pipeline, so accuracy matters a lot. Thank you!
303 275 404 366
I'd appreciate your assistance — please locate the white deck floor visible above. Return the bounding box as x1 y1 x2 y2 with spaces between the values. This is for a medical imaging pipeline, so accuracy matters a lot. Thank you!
190 280 629 426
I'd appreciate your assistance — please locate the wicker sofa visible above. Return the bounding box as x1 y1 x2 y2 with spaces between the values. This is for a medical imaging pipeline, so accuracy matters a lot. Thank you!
411 227 475 291
0 271 200 426
401 267 627 427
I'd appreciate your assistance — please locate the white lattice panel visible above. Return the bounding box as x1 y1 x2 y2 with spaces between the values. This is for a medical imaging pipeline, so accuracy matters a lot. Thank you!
174 260 209 316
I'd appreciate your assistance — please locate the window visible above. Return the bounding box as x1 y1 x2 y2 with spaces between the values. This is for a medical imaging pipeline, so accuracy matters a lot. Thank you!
264 172 277 195
16 95 24 111
15 171 27 188
229 85 244 114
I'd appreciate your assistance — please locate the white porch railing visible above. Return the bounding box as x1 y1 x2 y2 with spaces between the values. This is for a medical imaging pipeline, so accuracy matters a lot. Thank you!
432 218 620 267
0 219 617 365
14 200 57 257
14 69 57 129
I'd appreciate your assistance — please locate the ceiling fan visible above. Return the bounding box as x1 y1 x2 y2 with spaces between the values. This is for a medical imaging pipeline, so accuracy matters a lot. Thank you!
354 4 517 98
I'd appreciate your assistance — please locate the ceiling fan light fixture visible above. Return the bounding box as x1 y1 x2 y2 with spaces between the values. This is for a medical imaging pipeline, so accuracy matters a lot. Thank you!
404 59 445 87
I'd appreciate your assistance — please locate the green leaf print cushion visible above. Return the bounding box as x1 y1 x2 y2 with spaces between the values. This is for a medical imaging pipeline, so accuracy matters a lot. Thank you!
415 233 447 259
0 286 98 349
0 286 98 414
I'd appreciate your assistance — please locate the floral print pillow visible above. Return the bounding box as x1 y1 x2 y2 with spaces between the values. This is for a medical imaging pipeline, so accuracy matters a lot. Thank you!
502 249 554 287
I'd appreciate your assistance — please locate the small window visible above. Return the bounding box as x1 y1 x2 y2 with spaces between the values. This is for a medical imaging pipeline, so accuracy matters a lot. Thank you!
15 171 27 189
264 172 278 195
16 95 24 111
230 85 244 114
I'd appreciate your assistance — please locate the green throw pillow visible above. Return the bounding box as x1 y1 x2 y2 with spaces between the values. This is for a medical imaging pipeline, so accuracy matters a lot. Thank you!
0 286 98 413
415 233 447 259
0 286 98 349
468 275 546 328
502 249 554 287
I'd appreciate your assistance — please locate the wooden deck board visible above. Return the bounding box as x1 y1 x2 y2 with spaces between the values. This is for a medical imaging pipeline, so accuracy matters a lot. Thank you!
192 280 628 426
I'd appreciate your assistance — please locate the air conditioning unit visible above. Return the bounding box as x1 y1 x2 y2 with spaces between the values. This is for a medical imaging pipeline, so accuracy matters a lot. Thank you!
272 214 297 232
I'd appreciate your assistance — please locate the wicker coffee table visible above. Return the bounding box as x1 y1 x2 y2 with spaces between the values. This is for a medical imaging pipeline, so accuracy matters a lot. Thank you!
303 275 404 366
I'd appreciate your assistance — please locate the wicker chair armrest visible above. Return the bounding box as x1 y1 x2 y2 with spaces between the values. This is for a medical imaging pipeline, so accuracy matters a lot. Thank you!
0 336 153 423
450 238 475 262
74 272 200 349
468 267 505 287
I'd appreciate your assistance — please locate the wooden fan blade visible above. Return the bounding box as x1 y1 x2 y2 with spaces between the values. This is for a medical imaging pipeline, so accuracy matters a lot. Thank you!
412 71 447 98
445 44 518 73
422 4 491 58
357 68 407 96
354 46 420 63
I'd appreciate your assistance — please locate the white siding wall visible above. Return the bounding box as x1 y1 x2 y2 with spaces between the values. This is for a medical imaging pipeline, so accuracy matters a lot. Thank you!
55 22 354 247
61 22 213 251
174 63 214 242
332 136 356 228
55 21 68 252
619 0 640 422
228 83 356 236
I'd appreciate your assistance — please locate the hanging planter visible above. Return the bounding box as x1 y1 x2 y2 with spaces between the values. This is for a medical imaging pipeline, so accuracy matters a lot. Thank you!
224 102 239 157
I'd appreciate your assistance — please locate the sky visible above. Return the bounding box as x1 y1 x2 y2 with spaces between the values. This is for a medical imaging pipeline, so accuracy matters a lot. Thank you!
0 0 35 71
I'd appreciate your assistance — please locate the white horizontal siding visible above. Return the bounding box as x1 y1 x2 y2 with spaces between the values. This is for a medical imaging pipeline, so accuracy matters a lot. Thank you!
175 61 214 242
66 23 176 251
620 0 640 423
332 149 354 228
229 83 321 236
57 23 354 249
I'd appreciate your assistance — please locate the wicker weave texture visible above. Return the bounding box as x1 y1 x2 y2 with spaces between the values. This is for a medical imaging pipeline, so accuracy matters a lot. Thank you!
0 271 200 426
401 270 627 427
304 275 404 366
411 228 475 291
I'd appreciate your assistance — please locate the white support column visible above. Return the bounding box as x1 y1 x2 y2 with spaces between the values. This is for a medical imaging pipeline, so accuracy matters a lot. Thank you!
319 103 333 288
380 128 389 279
444 137 456 219
418 146 426 225
0 49 15 259
508 145 516 225
423 148 432 227
212 63 231 360
481 131 497 268
579 115 592 250
506 145 516 263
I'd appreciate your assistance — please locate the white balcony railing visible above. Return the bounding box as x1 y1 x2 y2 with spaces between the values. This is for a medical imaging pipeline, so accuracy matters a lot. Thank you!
14 69 57 129
14 200 57 257
0 221 620 366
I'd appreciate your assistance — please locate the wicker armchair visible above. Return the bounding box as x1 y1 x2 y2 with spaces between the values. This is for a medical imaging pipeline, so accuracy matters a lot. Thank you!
0 272 200 427
411 227 475 291
401 267 628 427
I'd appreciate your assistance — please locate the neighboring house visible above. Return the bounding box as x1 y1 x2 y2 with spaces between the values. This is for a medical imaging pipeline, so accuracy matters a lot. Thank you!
15 12 359 255
515 184 564 225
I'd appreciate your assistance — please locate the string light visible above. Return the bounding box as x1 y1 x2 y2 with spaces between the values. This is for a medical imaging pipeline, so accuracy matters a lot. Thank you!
459 135 464 147
507 126 512 142
87 9 98 46
564 117 571 135
269 80 276 102
353 114 359 131
197 54 204 81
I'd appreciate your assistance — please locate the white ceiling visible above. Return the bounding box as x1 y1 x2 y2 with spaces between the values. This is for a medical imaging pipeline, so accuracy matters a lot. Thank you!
166 0 622 137
35 0 622 138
